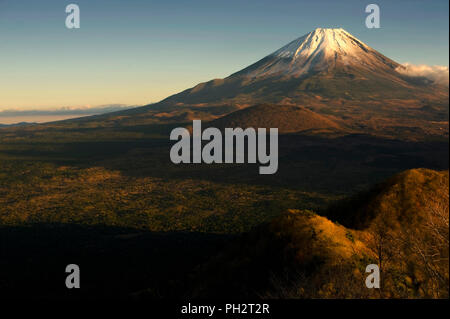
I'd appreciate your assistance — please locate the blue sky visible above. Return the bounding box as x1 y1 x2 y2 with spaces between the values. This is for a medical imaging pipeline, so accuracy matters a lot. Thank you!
0 0 448 110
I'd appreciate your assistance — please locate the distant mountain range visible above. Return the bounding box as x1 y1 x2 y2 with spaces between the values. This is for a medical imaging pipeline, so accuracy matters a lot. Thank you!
0 122 36 127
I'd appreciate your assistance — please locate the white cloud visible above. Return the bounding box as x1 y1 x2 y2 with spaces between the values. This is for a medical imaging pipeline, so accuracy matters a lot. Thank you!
396 63 449 87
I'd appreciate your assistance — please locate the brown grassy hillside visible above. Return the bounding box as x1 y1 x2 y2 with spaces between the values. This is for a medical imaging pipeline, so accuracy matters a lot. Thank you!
207 104 343 134
187 169 449 299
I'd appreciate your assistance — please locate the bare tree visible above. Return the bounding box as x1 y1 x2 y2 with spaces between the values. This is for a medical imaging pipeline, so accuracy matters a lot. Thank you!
409 195 449 297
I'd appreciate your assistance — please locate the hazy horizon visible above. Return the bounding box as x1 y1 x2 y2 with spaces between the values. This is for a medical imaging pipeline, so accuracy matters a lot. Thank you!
0 104 136 125
0 114 95 125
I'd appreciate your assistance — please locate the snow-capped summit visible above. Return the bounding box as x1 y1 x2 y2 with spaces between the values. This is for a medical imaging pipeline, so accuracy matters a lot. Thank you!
237 28 399 78
272 28 363 59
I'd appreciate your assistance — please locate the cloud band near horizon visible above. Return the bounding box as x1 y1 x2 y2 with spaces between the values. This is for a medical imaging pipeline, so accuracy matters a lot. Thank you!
0 104 136 117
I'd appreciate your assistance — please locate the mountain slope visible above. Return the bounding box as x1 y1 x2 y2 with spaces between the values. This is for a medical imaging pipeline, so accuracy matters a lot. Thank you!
187 169 449 299
326 168 449 229
157 28 447 107
206 104 343 134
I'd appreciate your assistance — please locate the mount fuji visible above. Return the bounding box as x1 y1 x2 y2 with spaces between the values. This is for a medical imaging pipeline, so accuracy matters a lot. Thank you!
155 28 447 108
